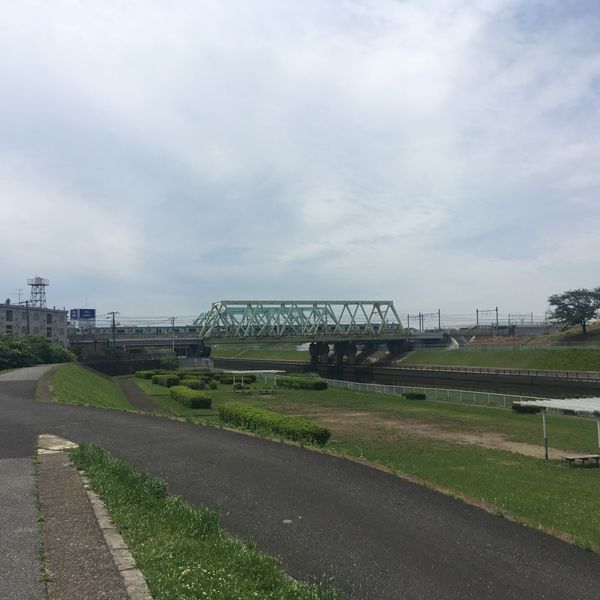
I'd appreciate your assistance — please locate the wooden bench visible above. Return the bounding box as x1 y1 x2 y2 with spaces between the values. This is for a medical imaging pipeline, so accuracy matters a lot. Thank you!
562 454 600 467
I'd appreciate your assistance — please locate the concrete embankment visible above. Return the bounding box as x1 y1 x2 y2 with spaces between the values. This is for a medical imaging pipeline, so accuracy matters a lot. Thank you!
213 357 600 398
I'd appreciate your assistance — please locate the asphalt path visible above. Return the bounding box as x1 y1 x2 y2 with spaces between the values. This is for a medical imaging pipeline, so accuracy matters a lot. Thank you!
2 370 600 599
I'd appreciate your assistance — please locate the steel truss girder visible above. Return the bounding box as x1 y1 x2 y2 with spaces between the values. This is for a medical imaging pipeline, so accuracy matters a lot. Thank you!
194 301 403 341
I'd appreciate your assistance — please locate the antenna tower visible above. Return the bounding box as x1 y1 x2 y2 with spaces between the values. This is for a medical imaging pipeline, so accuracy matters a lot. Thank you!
28 277 49 308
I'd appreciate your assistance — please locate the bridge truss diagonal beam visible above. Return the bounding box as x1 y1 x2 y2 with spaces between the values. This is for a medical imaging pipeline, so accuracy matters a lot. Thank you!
194 301 404 341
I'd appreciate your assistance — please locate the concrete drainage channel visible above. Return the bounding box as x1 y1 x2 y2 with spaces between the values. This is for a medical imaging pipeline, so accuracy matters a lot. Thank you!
37 434 152 600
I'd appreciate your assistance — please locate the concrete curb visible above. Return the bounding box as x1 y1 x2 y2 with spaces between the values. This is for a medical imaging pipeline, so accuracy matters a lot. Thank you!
37 435 153 600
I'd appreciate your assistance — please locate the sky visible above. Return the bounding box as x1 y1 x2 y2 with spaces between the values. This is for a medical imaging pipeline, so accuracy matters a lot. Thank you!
1 0 600 323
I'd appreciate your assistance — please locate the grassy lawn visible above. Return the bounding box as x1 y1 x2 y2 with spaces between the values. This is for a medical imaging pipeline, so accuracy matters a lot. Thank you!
133 374 600 550
51 363 133 410
133 376 598 453
211 343 309 361
54 367 600 553
69 444 340 600
403 347 600 371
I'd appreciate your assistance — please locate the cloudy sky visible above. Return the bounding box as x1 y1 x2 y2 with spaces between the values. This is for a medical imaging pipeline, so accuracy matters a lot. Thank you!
1 0 600 323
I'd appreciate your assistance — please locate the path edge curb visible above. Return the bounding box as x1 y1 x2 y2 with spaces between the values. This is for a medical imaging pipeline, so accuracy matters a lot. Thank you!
37 434 153 600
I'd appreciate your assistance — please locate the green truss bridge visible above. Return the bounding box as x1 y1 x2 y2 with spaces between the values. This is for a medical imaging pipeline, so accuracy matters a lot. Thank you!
194 301 446 364
194 300 405 342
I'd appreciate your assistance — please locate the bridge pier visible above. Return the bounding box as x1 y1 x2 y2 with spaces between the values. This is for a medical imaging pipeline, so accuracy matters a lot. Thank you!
333 342 358 365
309 342 330 364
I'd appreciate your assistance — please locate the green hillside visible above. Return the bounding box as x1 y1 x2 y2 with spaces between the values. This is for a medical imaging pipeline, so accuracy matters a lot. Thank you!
403 348 600 371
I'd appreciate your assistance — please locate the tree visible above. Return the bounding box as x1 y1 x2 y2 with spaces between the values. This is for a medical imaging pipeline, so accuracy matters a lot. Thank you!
548 288 600 334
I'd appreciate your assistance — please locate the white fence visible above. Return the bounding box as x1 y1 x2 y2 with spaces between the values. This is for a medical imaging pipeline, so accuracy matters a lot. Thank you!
324 378 548 409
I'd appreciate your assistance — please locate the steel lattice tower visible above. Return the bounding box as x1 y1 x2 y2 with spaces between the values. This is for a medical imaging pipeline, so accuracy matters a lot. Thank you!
28 277 49 308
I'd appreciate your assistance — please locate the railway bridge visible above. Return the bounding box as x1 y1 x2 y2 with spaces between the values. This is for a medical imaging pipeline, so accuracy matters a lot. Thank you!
194 300 446 363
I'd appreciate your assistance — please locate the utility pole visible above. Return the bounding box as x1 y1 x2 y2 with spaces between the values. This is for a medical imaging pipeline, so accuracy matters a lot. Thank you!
495 306 499 334
170 316 176 354
106 312 119 347
438 309 441 330
25 300 30 335
476 309 479 328
15 288 23 304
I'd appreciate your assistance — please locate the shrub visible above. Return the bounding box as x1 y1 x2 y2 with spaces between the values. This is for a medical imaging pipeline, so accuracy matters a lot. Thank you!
277 376 328 390
209 381 218 390
0 334 75 370
403 392 427 400
170 386 212 409
181 378 206 390
219 376 234 384
512 402 542 414
151 374 181 387
159 357 179 370
219 403 331 446
135 370 155 380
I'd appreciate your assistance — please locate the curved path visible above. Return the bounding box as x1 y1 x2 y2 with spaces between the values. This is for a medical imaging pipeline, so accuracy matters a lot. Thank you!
2 367 600 599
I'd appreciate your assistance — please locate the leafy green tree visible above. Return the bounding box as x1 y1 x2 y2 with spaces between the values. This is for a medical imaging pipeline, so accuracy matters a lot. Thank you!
548 288 600 334
0 335 74 370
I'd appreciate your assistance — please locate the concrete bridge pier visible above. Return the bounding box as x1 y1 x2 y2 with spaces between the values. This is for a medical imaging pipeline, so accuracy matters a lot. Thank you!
333 342 357 365
309 342 330 364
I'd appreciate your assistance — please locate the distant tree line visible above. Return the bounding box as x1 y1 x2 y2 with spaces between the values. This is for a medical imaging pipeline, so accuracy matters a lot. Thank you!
548 288 600 334
0 335 75 371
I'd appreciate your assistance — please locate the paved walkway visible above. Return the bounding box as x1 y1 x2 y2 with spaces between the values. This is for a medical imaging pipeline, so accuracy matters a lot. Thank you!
2 366 600 599
0 365 149 600
117 379 171 415
0 365 56 600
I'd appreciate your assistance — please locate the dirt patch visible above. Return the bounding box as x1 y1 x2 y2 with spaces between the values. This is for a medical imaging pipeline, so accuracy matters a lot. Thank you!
287 405 568 460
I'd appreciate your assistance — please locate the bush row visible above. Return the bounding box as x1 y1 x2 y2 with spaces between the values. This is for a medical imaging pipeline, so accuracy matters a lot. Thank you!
169 385 212 409
511 402 542 414
403 392 427 400
277 376 328 390
181 378 218 391
135 370 155 379
151 374 181 387
218 403 331 446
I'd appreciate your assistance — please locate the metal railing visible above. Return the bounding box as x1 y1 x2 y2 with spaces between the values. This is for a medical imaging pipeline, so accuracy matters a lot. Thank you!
323 378 549 409
391 364 600 381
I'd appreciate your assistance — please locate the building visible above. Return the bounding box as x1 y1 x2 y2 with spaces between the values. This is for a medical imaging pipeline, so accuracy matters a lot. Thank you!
0 302 68 346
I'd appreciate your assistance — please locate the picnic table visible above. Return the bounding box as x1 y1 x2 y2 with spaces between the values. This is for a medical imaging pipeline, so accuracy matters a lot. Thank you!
562 454 600 467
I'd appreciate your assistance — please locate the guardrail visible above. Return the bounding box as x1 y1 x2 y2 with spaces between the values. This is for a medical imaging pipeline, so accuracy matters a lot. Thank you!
323 379 550 409
392 364 600 381
214 357 600 381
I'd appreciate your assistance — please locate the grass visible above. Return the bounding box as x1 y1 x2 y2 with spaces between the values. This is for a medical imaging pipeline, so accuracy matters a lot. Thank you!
328 435 600 550
233 386 600 550
69 444 341 600
50 363 133 410
403 347 600 371
133 376 598 454
63 369 600 553
211 343 309 361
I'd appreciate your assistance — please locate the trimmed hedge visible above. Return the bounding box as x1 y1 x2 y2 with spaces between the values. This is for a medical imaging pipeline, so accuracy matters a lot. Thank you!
512 402 542 414
277 376 328 390
181 378 207 390
403 392 426 400
219 403 331 446
169 386 212 409
135 370 155 380
151 374 181 387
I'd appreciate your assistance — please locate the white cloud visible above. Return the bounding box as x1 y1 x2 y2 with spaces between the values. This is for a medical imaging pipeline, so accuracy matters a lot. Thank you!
1 0 599 315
